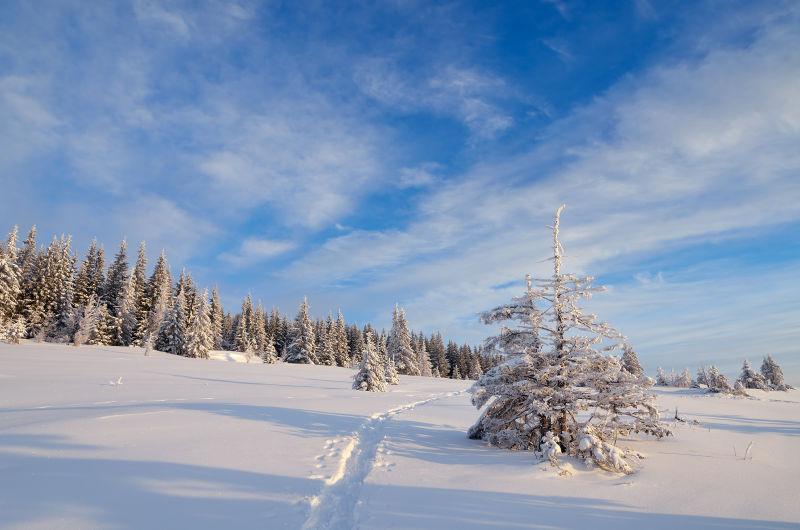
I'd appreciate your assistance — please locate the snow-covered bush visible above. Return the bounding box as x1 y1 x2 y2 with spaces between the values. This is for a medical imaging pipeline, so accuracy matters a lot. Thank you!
761 355 791 391
621 344 644 377
674 368 693 388
738 359 770 390
468 205 670 474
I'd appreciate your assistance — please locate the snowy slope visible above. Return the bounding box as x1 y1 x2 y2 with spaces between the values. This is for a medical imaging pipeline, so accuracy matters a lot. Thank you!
1 342 798 530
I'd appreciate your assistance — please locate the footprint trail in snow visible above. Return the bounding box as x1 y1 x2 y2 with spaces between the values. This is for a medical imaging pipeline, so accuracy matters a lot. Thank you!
302 391 464 530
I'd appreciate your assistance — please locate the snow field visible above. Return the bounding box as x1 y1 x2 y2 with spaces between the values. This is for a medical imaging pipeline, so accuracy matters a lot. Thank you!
1 341 798 529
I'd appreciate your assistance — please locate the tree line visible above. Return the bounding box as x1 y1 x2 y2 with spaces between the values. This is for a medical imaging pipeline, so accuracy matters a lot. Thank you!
0 225 500 379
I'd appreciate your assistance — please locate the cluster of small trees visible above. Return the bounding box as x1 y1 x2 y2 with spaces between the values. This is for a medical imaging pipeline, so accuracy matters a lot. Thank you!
0 224 498 380
653 356 791 394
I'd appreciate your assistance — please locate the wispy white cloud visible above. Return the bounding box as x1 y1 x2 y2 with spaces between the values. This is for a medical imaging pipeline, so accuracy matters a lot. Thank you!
355 62 514 138
220 238 297 268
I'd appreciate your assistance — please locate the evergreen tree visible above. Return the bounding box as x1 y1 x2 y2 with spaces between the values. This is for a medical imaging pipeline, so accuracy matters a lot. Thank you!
0 245 21 320
353 331 387 392
761 355 789 391
379 331 399 384
468 205 669 473
89 303 116 346
416 336 433 377
129 242 149 346
2 316 26 344
347 324 363 365
317 313 337 366
468 354 483 379
104 239 130 344
140 251 172 345
261 334 278 364
14 226 38 319
334 310 350 367
428 333 449 377
73 294 100 346
446 341 459 377
452 364 462 380
209 287 224 350
234 295 255 353
621 344 644 377
185 289 212 359
156 283 185 355
285 298 318 364
388 305 418 375
252 302 268 355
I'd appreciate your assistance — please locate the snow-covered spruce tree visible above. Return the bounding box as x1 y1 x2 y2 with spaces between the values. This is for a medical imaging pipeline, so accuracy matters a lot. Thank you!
284 297 318 364
209 287 224 350
389 305 419 375
621 344 644 377
127 242 148 345
317 314 337 366
333 310 350 367
674 368 693 388
452 364 462 379
138 251 172 345
468 354 484 380
261 334 278 364
252 302 269 356
156 284 185 356
89 304 117 346
416 336 433 377
104 239 129 344
379 331 399 385
234 295 254 353
185 289 212 359
73 294 101 346
0 248 21 320
761 355 790 391
739 359 770 390
353 331 387 392
3 316 26 344
468 205 669 474
428 333 449 377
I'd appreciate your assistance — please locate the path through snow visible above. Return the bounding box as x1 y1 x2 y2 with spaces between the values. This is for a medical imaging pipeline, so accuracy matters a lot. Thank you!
302 391 464 530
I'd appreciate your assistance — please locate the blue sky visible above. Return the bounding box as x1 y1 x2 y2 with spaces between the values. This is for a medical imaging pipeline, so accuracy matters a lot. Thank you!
1 0 798 380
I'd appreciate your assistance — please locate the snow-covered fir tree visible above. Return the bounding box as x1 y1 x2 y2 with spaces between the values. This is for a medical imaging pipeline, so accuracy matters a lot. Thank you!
738 359 769 390
316 313 337 366
284 297 318 364
347 323 363 365
468 354 483 379
73 294 100 346
261 333 278 364
379 331 399 385
73 239 105 308
353 331 387 392
156 283 185 356
89 303 116 346
761 355 790 390
334 310 350 367
252 302 269 356
2 316 26 344
104 239 129 344
389 305 418 375
428 333 449 377
0 241 21 320
185 289 212 359
128 242 148 346
468 205 669 474
209 287 224 350
140 251 172 345
234 295 254 353
452 364 462 379
621 344 644 377
416 336 433 377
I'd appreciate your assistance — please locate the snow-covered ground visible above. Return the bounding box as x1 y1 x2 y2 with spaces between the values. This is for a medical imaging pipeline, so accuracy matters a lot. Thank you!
1 342 798 529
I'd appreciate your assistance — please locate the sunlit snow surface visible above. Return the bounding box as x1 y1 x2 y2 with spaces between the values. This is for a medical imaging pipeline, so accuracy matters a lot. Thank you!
0 342 798 529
